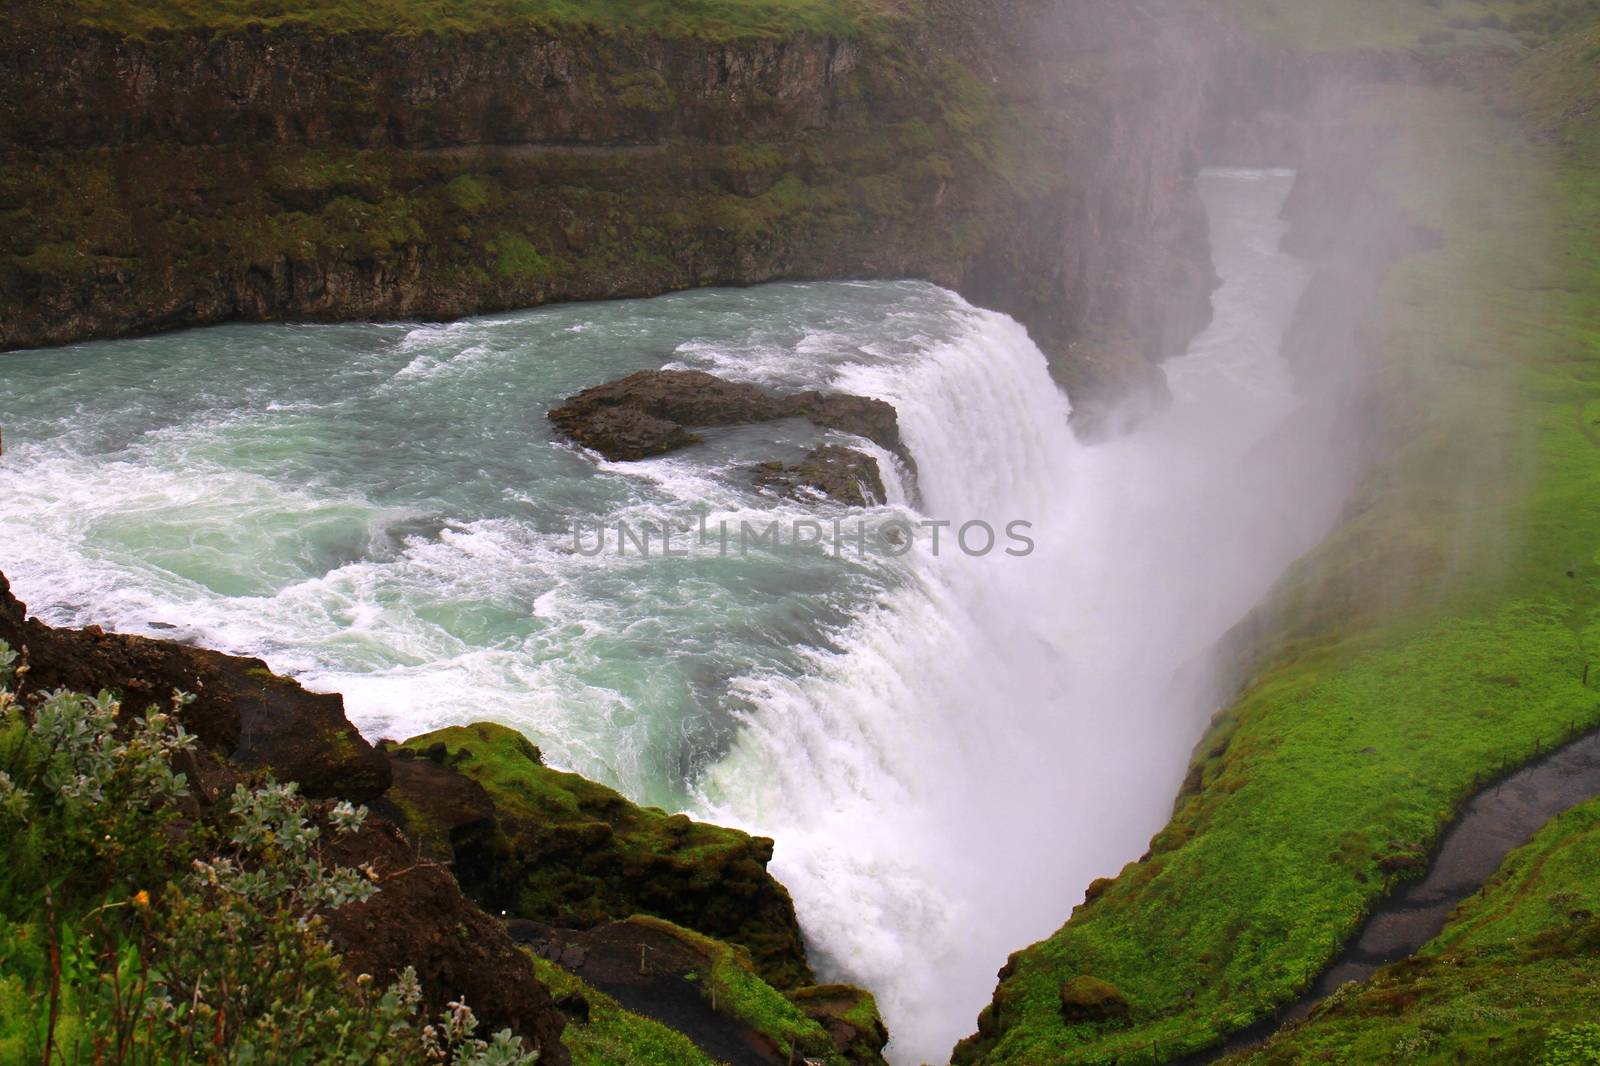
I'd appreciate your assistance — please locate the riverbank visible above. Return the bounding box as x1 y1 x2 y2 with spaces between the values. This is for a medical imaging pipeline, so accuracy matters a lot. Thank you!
954 8 1600 1063
1230 794 1600 1062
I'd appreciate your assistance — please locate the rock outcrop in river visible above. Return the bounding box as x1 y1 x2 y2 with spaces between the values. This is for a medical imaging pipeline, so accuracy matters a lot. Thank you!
550 367 902 465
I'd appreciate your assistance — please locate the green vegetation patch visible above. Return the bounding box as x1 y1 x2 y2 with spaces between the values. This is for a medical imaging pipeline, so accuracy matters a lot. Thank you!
624 915 841 1063
527 954 719 1066
1232 798 1600 1064
489 232 560 281
0 651 536 1064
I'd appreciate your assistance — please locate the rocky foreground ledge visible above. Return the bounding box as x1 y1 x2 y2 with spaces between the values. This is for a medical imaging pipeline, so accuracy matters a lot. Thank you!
0 570 888 1065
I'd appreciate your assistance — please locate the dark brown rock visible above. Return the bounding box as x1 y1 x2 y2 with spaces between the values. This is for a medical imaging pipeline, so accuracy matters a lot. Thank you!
322 818 569 1064
1057 975 1131 1024
0 570 389 800
562 369 792 427
549 368 903 464
371 751 496 861
794 392 903 456
556 404 702 461
754 444 887 507
549 369 784 460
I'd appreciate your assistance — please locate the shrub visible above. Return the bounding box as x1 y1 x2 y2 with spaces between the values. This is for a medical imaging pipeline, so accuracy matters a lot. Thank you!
1545 1023 1600 1066
0 640 537 1065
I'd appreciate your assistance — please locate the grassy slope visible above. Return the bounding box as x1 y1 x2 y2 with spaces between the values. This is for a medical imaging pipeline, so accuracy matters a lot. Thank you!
8 0 906 40
1227 23 1600 1065
1228 796 1600 1064
960 8 1600 1065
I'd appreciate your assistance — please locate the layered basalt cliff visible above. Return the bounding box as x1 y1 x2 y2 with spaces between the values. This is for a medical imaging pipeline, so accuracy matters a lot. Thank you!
0 0 1230 417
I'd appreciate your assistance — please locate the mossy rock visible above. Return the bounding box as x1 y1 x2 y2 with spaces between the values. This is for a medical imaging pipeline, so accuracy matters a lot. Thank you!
1057 976 1130 1024
396 722 813 989
617 916 840 1063
514 915 847 1064
525 952 719 1066
787 984 891 1065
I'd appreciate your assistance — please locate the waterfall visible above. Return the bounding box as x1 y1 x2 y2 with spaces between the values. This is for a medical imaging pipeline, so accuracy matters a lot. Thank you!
0 167 1353 1066
697 168 1339 1064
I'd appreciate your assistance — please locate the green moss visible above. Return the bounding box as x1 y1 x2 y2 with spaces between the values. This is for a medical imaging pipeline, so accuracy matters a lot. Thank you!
611 69 674 112
321 724 358 759
382 787 452 859
624 916 839 1063
445 174 492 214
526 954 717 1066
489 233 559 281
838 987 883 1034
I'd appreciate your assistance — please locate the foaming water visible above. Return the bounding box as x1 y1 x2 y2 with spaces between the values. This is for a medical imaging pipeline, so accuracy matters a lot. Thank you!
696 168 1344 1063
0 170 1353 1062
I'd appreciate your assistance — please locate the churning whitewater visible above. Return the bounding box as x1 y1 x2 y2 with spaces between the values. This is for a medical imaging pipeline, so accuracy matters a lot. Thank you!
0 169 1357 1062
698 167 1346 1063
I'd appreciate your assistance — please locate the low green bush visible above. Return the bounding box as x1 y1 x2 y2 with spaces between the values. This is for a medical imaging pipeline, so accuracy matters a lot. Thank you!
0 640 537 1065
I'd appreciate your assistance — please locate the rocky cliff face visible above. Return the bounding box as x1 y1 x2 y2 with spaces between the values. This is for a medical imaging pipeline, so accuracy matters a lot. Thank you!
0 0 1233 417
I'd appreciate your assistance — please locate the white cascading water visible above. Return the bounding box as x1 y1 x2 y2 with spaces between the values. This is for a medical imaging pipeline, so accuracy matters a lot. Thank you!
698 168 1355 1063
0 168 1365 1065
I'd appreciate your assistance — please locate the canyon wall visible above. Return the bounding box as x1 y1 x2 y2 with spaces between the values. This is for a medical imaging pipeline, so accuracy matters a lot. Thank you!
0 0 1233 417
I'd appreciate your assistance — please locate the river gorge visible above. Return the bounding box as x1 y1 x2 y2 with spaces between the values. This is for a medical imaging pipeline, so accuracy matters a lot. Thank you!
0 166 1368 1062
5 3 1600 1064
